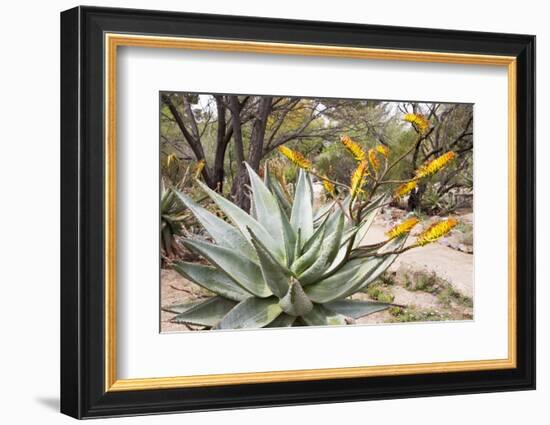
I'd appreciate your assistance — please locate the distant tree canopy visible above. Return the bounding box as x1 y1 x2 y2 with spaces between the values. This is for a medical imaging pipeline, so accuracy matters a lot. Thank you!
160 93 473 213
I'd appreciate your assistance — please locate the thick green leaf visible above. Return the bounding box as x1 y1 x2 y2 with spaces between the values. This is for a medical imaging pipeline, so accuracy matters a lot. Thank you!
359 193 386 220
182 239 271 298
172 261 252 302
298 212 345 285
160 187 174 212
245 163 286 250
161 300 202 314
301 304 347 326
171 297 237 327
322 203 344 237
325 300 389 319
276 197 297 267
305 236 406 302
293 229 302 264
302 212 330 253
290 170 314 245
291 225 325 275
249 228 291 299
265 313 296 328
313 200 335 224
279 278 314 316
214 297 283 330
354 248 402 293
197 180 283 260
304 257 376 303
173 190 257 262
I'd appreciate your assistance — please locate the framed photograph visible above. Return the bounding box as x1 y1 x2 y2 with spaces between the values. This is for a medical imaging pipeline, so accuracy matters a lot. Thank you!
60 6 535 419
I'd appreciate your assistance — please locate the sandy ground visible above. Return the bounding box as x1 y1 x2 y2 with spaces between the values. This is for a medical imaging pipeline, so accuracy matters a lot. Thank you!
362 223 474 297
161 214 474 332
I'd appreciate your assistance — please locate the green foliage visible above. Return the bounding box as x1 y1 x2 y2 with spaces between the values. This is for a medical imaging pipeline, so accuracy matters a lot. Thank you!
366 284 395 303
404 270 473 308
388 306 451 322
164 165 407 329
364 273 396 303
315 142 358 184
159 157 207 265
160 179 192 262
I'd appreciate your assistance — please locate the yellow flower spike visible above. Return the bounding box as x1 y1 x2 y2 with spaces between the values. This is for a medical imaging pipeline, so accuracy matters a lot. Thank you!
194 159 206 179
394 180 418 198
376 145 390 158
323 180 336 197
415 218 458 246
403 113 430 134
350 160 368 198
415 151 456 178
340 135 367 162
277 146 312 170
386 217 420 240
368 148 380 172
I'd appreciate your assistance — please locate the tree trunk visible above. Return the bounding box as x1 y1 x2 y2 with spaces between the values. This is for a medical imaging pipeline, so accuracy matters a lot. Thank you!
231 96 273 211
228 96 247 207
248 96 272 169
212 96 227 191
161 94 214 187
407 183 426 212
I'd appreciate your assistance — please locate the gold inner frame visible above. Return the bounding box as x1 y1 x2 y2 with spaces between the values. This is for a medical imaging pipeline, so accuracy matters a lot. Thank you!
104 33 517 392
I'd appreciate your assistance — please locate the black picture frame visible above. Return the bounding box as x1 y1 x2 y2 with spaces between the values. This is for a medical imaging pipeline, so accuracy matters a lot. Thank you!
60 5 536 419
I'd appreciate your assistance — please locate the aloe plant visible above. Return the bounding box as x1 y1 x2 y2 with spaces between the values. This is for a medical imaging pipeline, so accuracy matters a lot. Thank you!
160 178 191 261
163 163 412 329
160 157 208 264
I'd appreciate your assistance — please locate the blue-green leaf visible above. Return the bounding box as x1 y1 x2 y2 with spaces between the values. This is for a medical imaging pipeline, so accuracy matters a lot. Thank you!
171 297 237 327
265 313 296 328
301 304 347 326
298 212 345 285
173 189 257 261
279 278 314 316
172 261 253 302
291 225 325 275
161 300 202 314
182 239 271 298
290 170 314 245
279 201 297 267
245 163 286 253
248 228 291 299
325 300 389 319
302 211 330 253
197 180 283 260
214 297 283 330
305 236 406 303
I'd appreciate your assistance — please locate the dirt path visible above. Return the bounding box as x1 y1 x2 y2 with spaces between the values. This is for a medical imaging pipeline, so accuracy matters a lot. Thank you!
362 223 473 297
